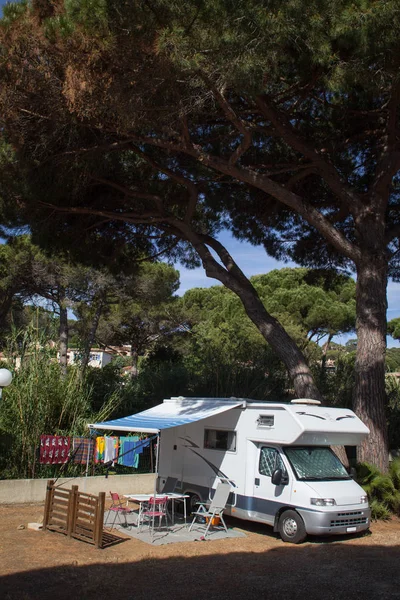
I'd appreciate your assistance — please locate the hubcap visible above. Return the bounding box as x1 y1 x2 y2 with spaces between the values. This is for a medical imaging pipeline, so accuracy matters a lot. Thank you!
283 517 298 537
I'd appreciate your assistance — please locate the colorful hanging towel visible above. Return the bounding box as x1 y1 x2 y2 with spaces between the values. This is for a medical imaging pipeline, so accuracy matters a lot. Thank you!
104 436 119 464
118 436 140 468
136 437 151 454
94 436 105 464
72 437 94 465
40 435 71 464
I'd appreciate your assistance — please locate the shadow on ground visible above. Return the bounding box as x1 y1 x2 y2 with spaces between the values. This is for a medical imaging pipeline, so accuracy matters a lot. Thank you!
1 539 400 600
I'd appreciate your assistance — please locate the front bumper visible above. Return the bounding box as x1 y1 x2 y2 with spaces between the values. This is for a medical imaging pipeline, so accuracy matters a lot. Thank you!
298 506 371 536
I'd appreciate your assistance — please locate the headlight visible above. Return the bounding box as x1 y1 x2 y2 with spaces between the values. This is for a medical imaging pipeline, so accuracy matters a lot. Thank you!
360 495 368 504
310 498 336 506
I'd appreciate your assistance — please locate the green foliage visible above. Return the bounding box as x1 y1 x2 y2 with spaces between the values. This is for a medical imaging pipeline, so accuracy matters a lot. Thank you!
388 318 400 342
84 361 125 414
178 283 290 399
386 375 400 449
89 262 181 367
252 269 356 346
0 326 121 479
64 0 108 32
357 460 400 520
1 1 28 27
386 348 400 372
368 499 392 521
389 458 400 491
320 351 356 409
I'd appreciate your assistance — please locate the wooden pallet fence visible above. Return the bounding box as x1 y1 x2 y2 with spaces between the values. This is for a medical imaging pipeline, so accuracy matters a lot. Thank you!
43 480 106 548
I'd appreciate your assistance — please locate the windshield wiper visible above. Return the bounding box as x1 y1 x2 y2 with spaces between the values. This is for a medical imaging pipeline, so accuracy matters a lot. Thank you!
300 476 350 481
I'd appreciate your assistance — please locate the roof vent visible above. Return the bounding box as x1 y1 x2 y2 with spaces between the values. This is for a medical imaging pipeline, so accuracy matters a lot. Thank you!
291 398 321 406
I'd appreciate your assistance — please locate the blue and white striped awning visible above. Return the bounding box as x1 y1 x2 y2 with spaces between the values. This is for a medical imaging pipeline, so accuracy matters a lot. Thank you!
88 397 244 434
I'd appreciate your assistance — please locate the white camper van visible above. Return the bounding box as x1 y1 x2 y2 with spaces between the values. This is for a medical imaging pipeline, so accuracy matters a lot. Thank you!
89 395 371 543
155 396 371 543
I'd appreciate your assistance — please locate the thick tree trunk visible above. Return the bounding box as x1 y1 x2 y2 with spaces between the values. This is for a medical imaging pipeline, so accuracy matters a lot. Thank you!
331 445 349 468
353 254 389 472
182 228 322 400
220 277 322 400
58 288 68 377
0 291 15 329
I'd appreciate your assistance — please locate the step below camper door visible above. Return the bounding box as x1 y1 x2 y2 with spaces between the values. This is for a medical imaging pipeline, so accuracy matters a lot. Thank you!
252 445 292 522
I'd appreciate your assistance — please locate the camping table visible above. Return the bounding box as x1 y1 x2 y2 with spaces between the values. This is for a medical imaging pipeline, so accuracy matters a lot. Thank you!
124 493 189 527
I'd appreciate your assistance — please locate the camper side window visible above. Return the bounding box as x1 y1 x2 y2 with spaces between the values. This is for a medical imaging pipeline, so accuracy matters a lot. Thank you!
259 447 287 477
204 429 236 452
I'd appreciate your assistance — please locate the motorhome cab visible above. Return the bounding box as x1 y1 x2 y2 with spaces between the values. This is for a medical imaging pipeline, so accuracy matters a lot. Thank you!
91 396 371 544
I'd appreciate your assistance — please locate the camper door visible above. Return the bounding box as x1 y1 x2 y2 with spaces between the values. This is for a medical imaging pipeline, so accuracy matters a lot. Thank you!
253 445 292 520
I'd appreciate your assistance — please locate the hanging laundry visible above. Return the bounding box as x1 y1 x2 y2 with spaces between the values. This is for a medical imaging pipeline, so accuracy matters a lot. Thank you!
94 436 105 464
135 437 151 454
40 435 70 464
72 437 94 465
118 436 140 468
104 436 119 464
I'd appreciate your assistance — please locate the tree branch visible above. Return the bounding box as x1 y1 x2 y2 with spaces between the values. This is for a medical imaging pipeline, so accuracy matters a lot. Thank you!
255 95 362 210
286 166 317 190
129 134 362 263
38 201 167 225
198 71 252 165
130 145 199 224
372 79 400 201
180 114 191 148
90 175 165 212
135 240 180 262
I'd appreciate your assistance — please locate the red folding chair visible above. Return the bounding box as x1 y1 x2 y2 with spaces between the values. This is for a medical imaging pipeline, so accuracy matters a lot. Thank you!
105 492 133 530
137 495 169 537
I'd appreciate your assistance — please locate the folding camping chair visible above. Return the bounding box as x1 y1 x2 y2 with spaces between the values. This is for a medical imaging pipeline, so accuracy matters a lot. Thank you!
137 495 170 537
104 492 133 530
160 477 185 523
189 481 231 537
160 477 178 493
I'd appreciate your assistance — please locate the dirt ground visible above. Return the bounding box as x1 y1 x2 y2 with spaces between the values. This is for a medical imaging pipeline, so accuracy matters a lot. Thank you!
1 503 400 600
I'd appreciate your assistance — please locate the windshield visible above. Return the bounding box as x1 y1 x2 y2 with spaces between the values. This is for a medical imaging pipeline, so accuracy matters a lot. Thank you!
284 447 350 481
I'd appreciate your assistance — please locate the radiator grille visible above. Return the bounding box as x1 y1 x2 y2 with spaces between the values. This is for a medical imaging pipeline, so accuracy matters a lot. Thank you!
337 511 363 517
330 516 368 527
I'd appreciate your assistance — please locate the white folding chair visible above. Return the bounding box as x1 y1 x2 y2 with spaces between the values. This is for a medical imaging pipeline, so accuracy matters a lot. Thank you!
189 481 231 537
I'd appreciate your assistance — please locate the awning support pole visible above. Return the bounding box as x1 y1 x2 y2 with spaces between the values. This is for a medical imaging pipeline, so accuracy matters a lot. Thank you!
84 427 92 491
154 433 160 490
151 433 160 538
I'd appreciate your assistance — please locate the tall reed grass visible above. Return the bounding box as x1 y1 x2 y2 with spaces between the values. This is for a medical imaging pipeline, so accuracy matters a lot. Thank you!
0 325 121 479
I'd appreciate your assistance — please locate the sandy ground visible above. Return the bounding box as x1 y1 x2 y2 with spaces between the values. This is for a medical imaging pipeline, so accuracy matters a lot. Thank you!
1 502 400 600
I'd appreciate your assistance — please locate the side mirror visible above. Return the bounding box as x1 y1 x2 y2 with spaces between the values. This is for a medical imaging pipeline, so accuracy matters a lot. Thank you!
271 468 283 486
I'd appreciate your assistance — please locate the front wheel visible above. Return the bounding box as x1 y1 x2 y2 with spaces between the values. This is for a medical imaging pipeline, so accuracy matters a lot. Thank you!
187 492 202 516
278 510 307 544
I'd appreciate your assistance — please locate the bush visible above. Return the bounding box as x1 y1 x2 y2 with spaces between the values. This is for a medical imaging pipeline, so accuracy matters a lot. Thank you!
357 459 400 520
0 327 121 479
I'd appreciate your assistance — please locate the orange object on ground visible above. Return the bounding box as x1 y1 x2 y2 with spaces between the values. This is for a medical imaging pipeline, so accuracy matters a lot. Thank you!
206 516 220 526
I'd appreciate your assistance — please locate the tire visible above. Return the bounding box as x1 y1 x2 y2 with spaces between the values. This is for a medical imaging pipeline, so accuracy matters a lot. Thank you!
278 510 307 544
187 492 202 515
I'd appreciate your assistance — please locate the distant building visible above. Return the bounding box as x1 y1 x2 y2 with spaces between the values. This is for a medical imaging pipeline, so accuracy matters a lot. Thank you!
58 348 114 369
317 358 336 373
325 359 336 373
